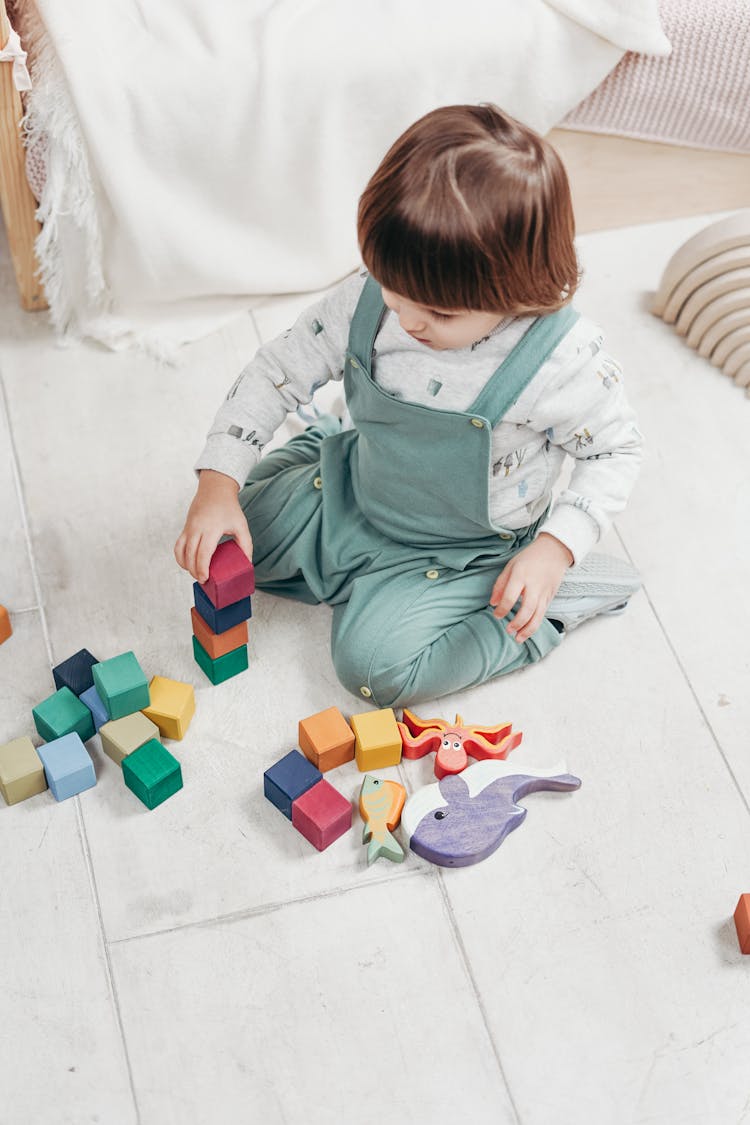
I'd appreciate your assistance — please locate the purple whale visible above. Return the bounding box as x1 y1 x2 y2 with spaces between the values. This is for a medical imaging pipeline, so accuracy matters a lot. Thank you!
401 759 582 868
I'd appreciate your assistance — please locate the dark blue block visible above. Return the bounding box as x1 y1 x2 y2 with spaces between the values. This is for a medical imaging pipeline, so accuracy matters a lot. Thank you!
264 750 322 819
193 583 251 634
53 648 99 696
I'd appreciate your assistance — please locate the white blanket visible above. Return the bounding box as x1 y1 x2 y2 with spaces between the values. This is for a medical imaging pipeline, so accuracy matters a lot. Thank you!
17 0 669 354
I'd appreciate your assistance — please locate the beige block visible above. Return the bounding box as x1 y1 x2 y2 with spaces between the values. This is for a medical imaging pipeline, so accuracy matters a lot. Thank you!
0 736 47 805
142 676 196 740
100 713 160 766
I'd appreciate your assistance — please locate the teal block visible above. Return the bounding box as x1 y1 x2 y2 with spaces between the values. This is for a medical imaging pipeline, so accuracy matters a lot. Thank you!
122 738 183 809
192 635 248 685
92 651 150 720
32 687 95 743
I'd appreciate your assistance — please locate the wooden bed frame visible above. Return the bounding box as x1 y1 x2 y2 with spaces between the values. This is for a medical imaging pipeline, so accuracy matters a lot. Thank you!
0 0 46 309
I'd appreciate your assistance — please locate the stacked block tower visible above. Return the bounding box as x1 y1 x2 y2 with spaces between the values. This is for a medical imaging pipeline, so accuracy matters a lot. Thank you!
191 540 254 684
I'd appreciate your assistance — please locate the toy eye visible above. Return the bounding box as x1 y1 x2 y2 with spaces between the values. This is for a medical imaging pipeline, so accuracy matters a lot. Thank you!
373 779 380 785
442 738 449 748
453 741 460 750
434 810 448 820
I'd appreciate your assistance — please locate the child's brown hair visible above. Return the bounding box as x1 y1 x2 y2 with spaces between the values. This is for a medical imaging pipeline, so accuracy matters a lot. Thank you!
357 104 580 317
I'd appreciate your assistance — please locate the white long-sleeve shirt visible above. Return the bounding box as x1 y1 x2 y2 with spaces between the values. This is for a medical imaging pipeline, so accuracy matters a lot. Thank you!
196 271 643 563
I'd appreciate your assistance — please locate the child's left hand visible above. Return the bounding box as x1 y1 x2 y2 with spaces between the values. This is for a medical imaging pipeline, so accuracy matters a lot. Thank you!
489 532 574 643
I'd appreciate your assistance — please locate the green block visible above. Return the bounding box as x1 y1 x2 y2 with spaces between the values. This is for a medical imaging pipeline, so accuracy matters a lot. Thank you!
92 651 150 720
32 687 95 743
122 738 183 809
0 737 48 805
192 635 248 685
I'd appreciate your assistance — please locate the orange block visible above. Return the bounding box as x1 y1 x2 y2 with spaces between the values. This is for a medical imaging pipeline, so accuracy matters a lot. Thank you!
191 607 248 659
734 894 750 953
298 706 355 771
0 605 11 645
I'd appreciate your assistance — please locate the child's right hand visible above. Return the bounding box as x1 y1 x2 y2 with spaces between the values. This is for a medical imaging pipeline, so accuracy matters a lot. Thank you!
174 469 254 584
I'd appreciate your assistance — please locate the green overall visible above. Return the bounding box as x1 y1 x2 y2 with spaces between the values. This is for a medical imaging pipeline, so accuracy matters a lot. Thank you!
239 277 579 709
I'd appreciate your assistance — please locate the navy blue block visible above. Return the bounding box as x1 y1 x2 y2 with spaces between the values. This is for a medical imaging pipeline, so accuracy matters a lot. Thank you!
53 648 100 696
193 583 251 634
264 750 322 819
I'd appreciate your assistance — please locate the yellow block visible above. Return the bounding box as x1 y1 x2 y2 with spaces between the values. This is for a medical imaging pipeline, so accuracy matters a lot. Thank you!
350 708 402 772
142 676 196 740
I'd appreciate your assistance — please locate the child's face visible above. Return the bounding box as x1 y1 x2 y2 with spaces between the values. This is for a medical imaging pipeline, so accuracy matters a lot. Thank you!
381 288 504 351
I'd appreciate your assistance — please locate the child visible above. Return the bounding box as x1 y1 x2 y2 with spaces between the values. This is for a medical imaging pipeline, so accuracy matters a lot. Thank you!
175 104 643 709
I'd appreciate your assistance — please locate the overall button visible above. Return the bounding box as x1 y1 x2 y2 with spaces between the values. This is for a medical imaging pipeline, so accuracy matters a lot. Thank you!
470 418 484 429
359 685 372 698
498 531 514 541
425 569 439 580
313 476 323 489
350 358 360 370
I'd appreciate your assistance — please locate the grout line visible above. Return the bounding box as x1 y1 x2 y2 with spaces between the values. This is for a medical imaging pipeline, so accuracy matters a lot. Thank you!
2 373 142 1123
75 800 142 1125
108 865 430 946
615 528 750 819
435 872 522 1125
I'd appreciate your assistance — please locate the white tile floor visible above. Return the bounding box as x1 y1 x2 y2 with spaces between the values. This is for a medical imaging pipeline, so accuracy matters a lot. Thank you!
2 212 750 1125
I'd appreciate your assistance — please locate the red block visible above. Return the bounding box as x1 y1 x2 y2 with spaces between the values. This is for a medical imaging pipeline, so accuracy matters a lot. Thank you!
200 540 255 610
292 779 352 851
734 894 750 953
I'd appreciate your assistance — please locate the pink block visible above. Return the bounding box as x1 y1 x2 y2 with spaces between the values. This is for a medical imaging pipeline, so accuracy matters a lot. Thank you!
200 540 255 609
292 779 353 851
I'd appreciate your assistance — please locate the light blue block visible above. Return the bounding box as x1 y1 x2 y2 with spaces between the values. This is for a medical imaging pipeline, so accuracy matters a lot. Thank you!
79 685 108 732
37 733 96 801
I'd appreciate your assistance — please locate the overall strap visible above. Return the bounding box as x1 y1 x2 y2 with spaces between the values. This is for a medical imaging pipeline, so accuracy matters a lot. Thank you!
469 305 580 426
347 274 388 366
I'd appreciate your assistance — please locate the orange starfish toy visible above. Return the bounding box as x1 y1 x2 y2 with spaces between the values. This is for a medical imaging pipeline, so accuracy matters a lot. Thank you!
397 709 522 780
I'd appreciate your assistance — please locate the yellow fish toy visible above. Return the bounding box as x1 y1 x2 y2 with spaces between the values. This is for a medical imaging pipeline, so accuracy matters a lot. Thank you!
359 775 407 864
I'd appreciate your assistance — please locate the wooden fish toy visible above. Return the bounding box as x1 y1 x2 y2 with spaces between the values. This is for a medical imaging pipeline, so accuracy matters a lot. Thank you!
401 759 581 868
398 709 523 779
359 775 407 864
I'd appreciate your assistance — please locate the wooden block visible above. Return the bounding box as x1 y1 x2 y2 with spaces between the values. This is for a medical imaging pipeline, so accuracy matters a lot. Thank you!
298 706 355 771
78 685 109 732
734 894 750 954
350 708 402 771
122 738 183 810
292 779 352 851
32 687 95 743
193 583 252 634
359 775 406 864
190 607 248 660
0 736 47 805
263 749 322 819
52 648 99 696
37 733 96 802
141 676 196 740
0 604 11 644
199 539 255 609
192 635 248 685
92 651 150 720
401 760 581 868
100 713 160 766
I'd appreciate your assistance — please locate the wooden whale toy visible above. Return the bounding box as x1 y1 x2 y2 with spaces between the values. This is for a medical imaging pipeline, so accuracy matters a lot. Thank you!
401 759 582 868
